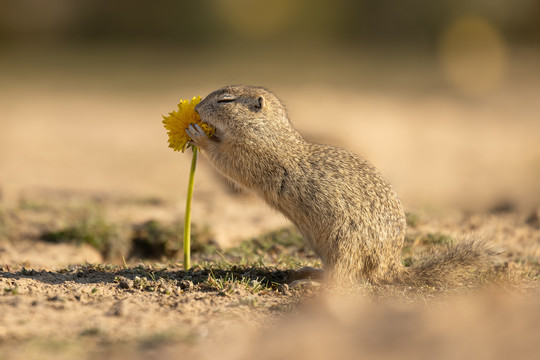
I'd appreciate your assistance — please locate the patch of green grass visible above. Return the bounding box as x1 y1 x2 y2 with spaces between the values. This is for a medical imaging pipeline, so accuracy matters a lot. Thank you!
194 263 293 293
224 227 314 262
419 233 454 246
4 286 19 295
31 202 313 268
17 197 51 212
40 208 125 259
184 227 320 272
204 269 271 294
88 262 294 295
21 267 37 276
79 327 103 337
402 232 455 266
405 212 420 228
137 330 182 350
402 257 413 267
404 232 455 250
276 254 321 269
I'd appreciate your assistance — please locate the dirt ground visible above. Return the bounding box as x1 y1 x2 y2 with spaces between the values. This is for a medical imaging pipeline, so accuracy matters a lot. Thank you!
1 46 540 359
1 204 539 360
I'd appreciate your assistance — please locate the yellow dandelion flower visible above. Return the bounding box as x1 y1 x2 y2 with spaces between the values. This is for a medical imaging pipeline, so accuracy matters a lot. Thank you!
162 96 215 152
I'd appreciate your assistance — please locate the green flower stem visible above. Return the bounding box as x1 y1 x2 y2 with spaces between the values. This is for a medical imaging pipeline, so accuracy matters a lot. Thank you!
183 146 198 270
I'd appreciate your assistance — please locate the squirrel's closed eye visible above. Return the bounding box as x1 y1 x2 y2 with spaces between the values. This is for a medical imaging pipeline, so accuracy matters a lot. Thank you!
217 94 236 103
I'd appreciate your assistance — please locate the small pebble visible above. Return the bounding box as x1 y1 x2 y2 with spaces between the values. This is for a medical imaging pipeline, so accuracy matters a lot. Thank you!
117 277 132 289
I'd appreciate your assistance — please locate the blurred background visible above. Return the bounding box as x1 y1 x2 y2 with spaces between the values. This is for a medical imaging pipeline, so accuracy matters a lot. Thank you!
1 0 539 238
1 3 539 356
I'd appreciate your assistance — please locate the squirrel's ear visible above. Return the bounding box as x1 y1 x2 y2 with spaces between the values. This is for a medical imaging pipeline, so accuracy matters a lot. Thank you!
254 96 265 110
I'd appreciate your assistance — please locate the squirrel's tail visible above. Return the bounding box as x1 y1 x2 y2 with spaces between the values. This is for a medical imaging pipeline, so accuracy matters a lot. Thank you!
397 236 502 287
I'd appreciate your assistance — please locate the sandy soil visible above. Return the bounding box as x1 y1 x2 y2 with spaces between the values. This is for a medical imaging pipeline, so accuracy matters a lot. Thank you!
1 207 540 360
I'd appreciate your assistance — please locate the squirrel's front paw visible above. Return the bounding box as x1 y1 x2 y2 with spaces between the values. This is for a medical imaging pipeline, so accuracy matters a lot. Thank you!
186 123 209 149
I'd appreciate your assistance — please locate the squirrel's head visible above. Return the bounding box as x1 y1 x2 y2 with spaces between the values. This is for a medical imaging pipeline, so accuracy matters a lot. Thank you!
195 85 296 142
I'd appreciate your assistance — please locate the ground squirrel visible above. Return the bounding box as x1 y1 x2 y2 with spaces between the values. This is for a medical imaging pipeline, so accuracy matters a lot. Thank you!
187 85 498 286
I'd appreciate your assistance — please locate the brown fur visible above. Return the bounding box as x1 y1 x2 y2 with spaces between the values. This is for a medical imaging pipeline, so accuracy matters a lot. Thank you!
188 85 497 286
